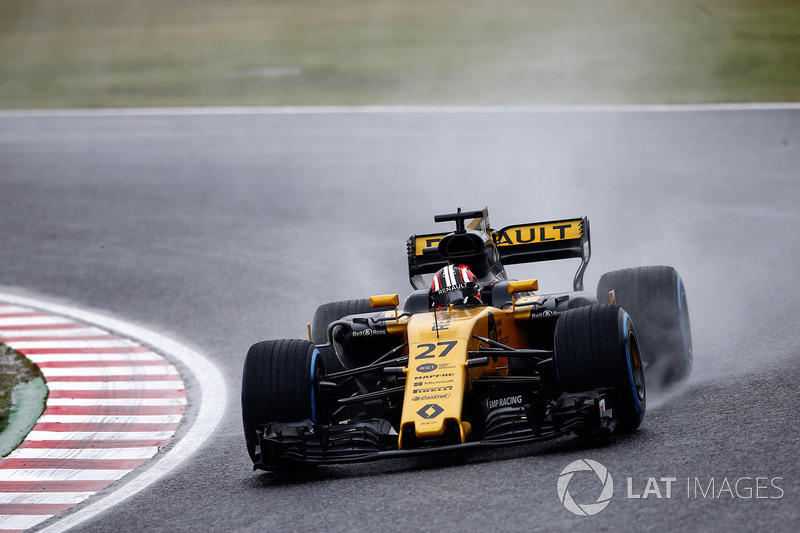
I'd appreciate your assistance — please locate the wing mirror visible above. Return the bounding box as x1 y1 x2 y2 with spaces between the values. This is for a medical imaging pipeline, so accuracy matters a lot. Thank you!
508 279 539 294
370 294 399 308
370 293 400 321
508 279 538 312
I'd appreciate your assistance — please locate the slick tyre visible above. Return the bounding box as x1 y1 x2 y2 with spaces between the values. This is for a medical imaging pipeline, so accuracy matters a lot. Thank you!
241 339 323 464
555 304 646 432
311 299 389 373
597 266 692 386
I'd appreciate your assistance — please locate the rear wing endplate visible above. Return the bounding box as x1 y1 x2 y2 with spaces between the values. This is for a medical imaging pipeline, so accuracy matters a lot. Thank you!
407 216 591 291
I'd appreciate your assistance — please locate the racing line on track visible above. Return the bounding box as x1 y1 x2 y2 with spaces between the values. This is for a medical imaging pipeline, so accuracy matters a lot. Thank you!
0 302 186 533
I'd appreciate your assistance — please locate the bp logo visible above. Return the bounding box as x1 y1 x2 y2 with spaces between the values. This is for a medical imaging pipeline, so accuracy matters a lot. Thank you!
557 459 613 516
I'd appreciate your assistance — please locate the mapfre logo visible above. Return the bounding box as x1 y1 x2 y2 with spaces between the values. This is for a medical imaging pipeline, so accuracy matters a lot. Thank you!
557 459 614 516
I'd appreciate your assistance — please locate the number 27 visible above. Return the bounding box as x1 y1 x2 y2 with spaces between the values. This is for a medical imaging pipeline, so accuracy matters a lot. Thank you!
415 341 458 359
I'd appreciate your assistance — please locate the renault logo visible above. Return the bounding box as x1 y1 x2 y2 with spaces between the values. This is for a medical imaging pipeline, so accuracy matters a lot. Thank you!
417 403 444 419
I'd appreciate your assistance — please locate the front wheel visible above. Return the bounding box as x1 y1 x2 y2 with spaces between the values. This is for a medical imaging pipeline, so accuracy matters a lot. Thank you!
555 304 646 432
241 339 323 464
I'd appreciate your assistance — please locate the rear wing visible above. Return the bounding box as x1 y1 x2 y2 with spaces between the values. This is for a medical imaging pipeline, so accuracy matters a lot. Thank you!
407 215 591 291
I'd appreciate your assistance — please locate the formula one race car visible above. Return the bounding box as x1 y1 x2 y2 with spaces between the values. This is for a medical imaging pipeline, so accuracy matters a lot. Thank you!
242 208 692 470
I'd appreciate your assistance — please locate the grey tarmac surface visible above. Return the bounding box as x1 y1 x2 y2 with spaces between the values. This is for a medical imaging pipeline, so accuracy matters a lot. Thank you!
1 108 799 532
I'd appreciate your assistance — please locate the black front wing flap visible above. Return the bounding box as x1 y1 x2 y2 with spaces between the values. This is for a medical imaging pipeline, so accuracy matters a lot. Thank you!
252 389 615 470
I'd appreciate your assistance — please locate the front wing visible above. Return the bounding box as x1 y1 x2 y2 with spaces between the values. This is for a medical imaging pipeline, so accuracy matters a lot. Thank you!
252 389 614 470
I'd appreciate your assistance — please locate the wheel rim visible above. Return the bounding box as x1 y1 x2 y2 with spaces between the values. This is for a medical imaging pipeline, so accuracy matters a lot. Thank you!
677 276 693 373
310 348 321 424
629 331 646 404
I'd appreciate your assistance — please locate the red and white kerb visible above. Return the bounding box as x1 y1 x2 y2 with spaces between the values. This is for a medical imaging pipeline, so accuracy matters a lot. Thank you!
0 303 186 533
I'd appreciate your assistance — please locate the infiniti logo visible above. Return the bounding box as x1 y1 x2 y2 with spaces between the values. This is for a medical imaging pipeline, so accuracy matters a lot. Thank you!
557 459 614 516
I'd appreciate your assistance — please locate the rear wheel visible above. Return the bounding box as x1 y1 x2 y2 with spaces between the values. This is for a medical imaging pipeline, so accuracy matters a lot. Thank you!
555 304 646 432
311 299 388 372
597 266 692 386
241 339 322 464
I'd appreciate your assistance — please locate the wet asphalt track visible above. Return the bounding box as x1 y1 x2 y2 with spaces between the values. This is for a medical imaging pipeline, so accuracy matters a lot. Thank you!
1 107 799 532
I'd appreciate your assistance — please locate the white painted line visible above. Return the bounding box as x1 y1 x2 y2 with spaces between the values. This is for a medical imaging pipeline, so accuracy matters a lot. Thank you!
37 415 183 425
40 366 179 377
7 340 139 350
9 448 159 461
46 381 185 390
45 398 187 407
26 353 165 363
0 470 129 482
0 316 73 327
0 492 95 504
0 305 35 315
26 431 177 441
0 327 111 338
0 515 51 530
0 291 226 533
1 103 800 118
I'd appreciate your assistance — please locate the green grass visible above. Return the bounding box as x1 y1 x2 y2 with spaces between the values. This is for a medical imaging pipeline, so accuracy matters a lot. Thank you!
1 0 800 108
0 344 43 430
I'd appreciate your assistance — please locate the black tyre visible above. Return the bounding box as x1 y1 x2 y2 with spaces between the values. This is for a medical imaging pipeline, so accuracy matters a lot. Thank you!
555 304 646 432
311 299 377 344
241 339 322 463
597 266 692 386
311 299 389 373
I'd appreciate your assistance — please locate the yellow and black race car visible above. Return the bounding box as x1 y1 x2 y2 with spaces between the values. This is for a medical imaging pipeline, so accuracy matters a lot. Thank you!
242 208 692 470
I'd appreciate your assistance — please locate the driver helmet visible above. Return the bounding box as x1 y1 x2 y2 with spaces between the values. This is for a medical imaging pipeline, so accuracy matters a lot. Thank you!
430 264 481 308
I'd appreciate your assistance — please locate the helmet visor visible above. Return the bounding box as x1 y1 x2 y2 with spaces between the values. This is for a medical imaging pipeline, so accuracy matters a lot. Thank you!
431 282 480 308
